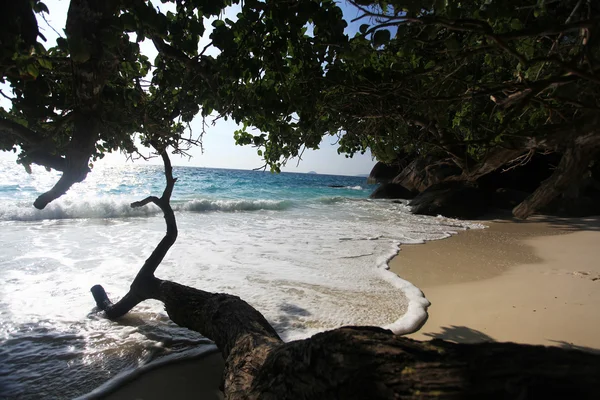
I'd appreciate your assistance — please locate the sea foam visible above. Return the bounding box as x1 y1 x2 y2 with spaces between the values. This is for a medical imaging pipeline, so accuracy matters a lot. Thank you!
0 163 484 399
0 198 295 221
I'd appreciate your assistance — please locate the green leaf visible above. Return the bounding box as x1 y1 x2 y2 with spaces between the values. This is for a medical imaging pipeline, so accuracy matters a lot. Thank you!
121 13 137 31
373 30 391 47
38 58 53 69
359 24 369 34
27 64 39 78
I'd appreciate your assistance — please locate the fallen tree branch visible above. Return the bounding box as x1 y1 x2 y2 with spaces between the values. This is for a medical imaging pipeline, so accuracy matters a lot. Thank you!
91 147 177 318
90 144 600 398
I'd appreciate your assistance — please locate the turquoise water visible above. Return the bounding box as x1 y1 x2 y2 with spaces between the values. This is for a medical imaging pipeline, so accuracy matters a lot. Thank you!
0 163 371 220
0 161 481 399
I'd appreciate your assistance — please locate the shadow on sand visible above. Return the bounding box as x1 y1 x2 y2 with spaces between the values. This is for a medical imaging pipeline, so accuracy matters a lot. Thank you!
479 211 600 232
422 325 600 354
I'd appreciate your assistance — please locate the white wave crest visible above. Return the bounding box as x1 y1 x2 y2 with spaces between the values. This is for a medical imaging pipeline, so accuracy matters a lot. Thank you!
0 197 295 221
0 199 161 221
317 196 347 204
180 198 293 212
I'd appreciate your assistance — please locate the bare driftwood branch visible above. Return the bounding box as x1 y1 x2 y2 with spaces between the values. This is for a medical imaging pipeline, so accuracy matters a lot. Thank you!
91 148 177 318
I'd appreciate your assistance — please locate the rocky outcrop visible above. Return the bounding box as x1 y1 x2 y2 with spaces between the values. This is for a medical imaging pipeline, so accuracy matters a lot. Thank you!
367 162 403 184
367 153 416 184
491 188 530 210
371 151 600 219
477 153 562 193
369 183 416 200
541 172 600 217
393 157 462 192
409 181 488 219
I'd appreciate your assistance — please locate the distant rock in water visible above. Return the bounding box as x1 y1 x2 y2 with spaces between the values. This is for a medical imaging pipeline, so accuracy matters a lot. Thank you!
307 171 318 174
328 185 346 188
369 183 416 200
409 181 487 219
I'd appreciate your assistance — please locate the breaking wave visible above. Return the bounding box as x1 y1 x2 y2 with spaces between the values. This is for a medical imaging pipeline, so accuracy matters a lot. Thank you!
179 198 293 212
0 198 295 221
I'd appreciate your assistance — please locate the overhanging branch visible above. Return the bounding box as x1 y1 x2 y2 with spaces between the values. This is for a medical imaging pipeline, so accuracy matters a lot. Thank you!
0 117 45 144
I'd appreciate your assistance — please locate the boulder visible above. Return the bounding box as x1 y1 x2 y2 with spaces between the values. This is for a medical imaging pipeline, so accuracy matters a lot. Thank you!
409 181 489 219
367 153 416 184
477 153 562 193
367 162 402 184
393 157 462 192
369 183 416 200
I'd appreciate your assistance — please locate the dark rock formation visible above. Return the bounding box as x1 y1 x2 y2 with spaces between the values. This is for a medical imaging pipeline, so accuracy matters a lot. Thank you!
491 188 531 210
369 183 416 200
367 153 415 184
393 157 462 192
477 153 562 193
409 181 488 219
367 161 403 184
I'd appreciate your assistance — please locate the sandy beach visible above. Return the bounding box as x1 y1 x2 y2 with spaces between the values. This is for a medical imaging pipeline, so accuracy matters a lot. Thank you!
94 216 600 398
390 216 600 352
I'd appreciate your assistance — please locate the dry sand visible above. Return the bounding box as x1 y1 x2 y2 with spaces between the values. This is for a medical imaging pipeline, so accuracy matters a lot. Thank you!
390 216 600 352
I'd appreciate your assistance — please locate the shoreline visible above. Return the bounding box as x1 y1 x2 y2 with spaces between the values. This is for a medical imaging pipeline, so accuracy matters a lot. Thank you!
390 215 600 351
86 215 600 398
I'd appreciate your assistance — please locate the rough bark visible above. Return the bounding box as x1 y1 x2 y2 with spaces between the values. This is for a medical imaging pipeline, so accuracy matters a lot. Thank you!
461 147 526 182
233 327 600 399
90 150 600 399
31 0 122 209
91 149 178 318
150 282 600 400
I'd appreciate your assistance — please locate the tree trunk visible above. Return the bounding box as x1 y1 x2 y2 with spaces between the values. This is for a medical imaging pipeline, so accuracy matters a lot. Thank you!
461 147 526 182
92 150 600 399
33 0 122 209
513 143 600 219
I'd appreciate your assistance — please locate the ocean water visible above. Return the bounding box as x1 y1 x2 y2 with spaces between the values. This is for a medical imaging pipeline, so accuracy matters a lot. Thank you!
0 160 483 399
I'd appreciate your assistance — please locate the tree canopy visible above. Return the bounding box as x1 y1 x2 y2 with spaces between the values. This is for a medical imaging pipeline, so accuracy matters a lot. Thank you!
0 0 346 208
320 0 600 168
1 0 599 217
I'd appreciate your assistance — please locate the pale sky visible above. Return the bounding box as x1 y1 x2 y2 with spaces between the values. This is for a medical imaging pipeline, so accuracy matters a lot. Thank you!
0 0 375 176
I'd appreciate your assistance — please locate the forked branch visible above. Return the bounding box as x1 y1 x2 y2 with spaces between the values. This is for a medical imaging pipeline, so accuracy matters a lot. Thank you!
91 148 178 318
